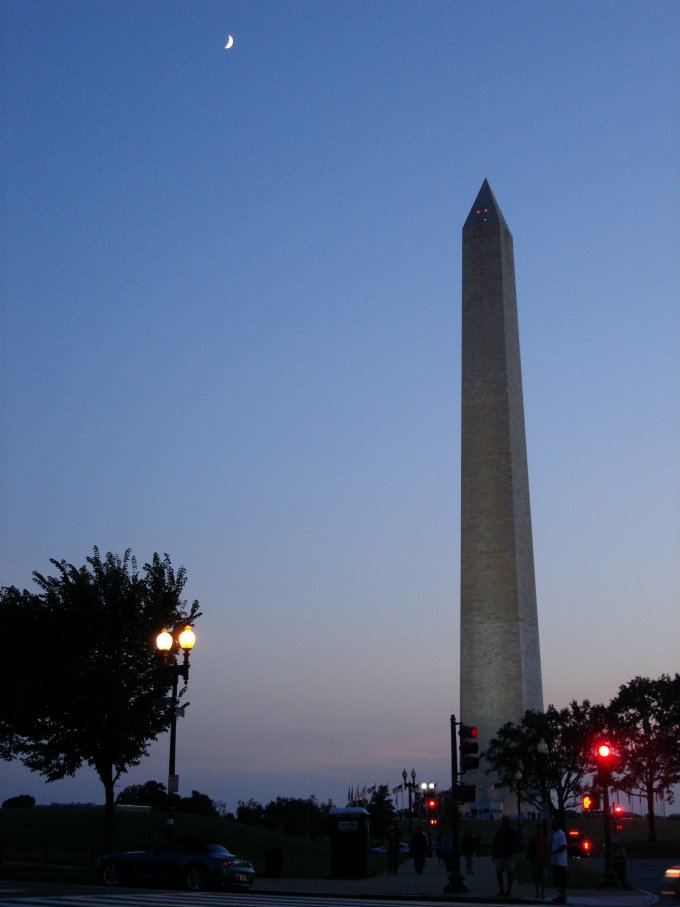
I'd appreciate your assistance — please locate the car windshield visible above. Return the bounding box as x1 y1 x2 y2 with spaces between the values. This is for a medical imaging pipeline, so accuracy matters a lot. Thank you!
152 841 192 855
205 844 233 856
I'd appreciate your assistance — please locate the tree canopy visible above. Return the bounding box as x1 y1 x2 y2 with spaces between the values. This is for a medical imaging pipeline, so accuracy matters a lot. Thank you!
116 780 168 811
484 676 679 842
236 796 329 838
607 673 680 842
485 701 598 827
2 547 200 847
367 784 397 839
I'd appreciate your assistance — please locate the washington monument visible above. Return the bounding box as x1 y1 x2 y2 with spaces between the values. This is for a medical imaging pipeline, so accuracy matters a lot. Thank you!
460 180 543 807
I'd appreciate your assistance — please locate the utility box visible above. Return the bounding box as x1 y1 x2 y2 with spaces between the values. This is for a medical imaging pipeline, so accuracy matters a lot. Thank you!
263 847 283 877
328 807 371 878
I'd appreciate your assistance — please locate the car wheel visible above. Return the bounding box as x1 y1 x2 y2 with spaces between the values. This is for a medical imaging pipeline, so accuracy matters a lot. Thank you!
99 860 123 887
185 863 208 891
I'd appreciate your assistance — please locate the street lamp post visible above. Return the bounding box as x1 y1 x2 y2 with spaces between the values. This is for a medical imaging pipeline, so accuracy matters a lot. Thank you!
536 738 550 826
402 768 417 832
156 625 196 840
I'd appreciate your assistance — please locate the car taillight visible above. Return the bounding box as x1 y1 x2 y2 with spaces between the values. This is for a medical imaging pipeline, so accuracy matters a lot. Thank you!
582 840 591 852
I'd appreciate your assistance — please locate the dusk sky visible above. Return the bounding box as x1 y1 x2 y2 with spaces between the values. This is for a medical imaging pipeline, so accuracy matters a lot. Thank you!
2 0 678 812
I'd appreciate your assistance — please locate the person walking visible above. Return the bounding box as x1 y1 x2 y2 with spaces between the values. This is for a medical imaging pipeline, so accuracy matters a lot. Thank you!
439 829 453 871
526 821 548 898
549 819 568 904
409 824 428 874
492 815 519 897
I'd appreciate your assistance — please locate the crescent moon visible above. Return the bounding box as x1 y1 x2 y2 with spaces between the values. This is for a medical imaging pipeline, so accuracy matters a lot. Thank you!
224 34 234 50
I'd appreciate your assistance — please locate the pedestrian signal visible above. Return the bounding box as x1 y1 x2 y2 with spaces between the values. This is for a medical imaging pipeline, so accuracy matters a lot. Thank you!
582 791 600 811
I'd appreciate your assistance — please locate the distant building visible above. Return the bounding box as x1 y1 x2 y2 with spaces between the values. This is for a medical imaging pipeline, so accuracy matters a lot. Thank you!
464 800 504 821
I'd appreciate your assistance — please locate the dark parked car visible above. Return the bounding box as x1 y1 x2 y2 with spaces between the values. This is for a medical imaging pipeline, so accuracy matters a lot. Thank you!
566 829 592 858
96 839 255 892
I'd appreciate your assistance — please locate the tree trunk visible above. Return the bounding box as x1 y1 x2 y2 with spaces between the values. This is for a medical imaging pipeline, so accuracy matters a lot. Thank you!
646 787 657 843
99 766 116 852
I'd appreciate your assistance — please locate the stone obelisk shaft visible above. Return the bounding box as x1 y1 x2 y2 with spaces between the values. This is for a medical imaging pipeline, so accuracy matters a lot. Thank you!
460 180 543 806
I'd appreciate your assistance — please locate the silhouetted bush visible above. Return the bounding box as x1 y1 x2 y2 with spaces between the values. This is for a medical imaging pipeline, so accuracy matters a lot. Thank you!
2 794 36 809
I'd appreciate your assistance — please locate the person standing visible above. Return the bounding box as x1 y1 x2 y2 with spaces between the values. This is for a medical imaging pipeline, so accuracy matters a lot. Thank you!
549 819 568 904
492 816 519 897
461 829 481 875
526 821 548 899
386 821 402 875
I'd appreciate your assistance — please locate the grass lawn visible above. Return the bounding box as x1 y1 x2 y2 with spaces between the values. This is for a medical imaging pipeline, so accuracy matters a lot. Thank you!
0 807 677 886
0 807 336 882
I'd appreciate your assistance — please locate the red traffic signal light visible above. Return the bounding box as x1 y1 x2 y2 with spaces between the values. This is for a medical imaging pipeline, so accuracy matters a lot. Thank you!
595 741 619 762
613 803 623 815
459 725 480 772
594 740 619 782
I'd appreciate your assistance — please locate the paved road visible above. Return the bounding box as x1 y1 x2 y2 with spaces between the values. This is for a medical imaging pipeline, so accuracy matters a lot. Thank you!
619 857 673 900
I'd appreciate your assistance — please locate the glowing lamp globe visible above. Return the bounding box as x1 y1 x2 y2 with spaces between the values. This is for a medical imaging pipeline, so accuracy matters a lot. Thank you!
179 626 196 651
156 628 173 652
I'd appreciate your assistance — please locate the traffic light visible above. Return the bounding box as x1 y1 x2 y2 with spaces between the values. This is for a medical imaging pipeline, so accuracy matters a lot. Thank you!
426 796 438 826
459 725 479 772
613 803 624 830
594 740 619 784
453 783 476 803
582 790 600 811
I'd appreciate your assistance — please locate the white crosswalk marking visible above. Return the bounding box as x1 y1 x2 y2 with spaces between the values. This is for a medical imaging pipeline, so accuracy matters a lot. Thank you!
0 892 451 907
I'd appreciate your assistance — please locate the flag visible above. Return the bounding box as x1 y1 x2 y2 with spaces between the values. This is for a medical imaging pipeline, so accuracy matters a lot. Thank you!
392 784 403 794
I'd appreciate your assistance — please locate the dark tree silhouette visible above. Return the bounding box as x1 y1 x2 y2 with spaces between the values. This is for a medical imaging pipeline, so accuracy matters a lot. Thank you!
608 674 680 842
485 702 597 827
1 547 200 849
116 780 167 810
367 784 397 839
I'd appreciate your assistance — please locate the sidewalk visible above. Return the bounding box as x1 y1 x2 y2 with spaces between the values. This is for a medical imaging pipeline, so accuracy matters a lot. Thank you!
256 854 657 905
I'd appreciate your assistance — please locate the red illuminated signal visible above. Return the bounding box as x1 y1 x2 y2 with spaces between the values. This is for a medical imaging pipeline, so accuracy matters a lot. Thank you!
597 743 612 759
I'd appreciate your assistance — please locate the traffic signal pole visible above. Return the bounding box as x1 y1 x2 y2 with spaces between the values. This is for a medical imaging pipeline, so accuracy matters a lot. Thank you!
595 743 621 888
598 778 620 886
443 714 468 895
